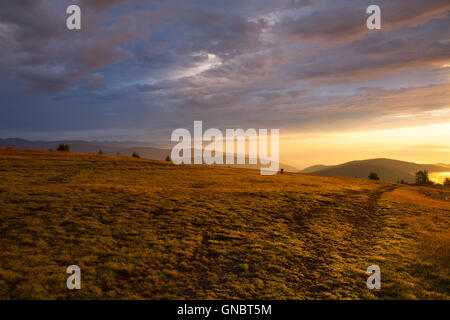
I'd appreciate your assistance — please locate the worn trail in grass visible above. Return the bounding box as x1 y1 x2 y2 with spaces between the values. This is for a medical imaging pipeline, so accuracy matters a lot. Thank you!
0 148 448 299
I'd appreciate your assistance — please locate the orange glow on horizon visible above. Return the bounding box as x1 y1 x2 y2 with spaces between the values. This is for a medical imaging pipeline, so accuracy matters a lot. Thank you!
279 122 450 169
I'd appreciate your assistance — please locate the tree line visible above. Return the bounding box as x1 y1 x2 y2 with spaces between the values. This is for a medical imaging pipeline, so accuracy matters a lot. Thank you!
368 170 450 186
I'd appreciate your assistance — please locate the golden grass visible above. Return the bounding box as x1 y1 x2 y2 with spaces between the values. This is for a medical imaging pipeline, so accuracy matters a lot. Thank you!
385 187 450 209
0 148 448 299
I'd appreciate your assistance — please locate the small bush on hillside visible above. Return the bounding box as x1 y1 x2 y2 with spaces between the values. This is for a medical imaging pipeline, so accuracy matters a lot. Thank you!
368 172 380 180
165 155 171 162
98 149 103 155
57 144 70 151
132 152 140 158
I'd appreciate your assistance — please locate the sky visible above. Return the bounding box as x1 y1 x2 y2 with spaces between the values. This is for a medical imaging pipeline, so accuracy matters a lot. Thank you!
0 0 449 169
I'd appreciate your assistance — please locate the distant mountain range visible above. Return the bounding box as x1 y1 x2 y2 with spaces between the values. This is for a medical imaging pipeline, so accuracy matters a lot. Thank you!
300 158 450 183
0 138 170 160
0 138 298 172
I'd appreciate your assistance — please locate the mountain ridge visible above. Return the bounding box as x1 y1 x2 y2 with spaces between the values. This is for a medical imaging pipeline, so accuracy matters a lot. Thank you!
300 158 449 183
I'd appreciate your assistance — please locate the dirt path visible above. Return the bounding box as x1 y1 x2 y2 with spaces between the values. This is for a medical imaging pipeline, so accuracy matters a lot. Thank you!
290 184 401 296
344 185 399 254
363 185 398 216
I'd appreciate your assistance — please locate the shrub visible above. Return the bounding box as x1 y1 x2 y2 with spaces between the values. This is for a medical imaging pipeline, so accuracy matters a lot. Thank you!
132 152 140 158
56 144 69 151
98 149 103 155
444 177 450 187
368 172 380 180
165 155 171 162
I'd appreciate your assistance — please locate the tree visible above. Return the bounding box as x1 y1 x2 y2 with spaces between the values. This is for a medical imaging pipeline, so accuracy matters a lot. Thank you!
368 172 379 180
57 144 70 151
415 170 430 185
444 177 450 187
132 152 140 158
98 149 103 155
165 155 171 162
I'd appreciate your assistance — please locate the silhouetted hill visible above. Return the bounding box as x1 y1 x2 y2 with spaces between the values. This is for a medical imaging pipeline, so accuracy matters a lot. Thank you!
300 158 449 183
300 164 331 173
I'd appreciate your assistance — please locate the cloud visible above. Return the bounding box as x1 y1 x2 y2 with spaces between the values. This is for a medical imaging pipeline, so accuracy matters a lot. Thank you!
85 73 105 90
0 0 152 92
282 15 450 85
2 0 448 93
0 0 449 144
79 0 145 12
176 5 268 61
277 0 450 41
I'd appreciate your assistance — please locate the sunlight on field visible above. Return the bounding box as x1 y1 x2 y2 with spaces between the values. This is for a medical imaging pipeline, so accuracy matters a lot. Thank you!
429 172 450 184
384 187 450 209
0 148 449 299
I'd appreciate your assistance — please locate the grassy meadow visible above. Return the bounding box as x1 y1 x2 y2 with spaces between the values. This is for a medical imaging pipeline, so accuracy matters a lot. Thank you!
0 148 449 299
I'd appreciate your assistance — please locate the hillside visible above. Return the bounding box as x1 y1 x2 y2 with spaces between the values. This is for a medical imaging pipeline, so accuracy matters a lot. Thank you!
0 148 449 299
299 164 330 174
301 158 449 183
0 138 298 172
0 138 170 160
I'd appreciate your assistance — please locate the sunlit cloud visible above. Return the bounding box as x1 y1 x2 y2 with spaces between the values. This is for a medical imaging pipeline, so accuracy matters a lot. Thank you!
170 53 222 80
